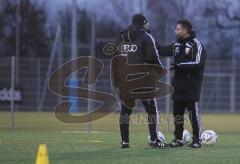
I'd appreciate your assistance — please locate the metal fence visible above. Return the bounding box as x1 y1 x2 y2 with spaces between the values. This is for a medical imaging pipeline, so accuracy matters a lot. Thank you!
0 57 239 114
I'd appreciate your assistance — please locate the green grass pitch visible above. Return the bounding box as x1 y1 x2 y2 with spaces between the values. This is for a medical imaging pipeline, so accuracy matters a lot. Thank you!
0 112 240 164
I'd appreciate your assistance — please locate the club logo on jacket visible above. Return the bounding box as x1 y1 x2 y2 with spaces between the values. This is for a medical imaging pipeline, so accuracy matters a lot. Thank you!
119 42 138 54
185 47 190 54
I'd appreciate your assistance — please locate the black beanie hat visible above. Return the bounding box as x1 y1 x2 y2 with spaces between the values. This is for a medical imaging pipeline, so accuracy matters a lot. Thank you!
132 14 148 26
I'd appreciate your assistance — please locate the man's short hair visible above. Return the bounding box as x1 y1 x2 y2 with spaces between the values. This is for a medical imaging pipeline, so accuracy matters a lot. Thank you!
177 19 192 33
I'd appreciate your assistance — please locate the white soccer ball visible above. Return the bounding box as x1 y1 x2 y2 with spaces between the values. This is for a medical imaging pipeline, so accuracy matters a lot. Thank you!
201 130 218 146
183 130 191 144
147 131 165 143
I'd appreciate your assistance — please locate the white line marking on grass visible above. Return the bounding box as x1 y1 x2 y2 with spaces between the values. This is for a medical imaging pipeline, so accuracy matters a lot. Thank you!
1 139 104 144
61 130 109 134
77 140 104 143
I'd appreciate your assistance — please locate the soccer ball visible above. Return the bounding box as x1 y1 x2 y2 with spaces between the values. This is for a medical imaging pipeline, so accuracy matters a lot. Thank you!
183 130 191 144
201 130 218 146
147 131 165 143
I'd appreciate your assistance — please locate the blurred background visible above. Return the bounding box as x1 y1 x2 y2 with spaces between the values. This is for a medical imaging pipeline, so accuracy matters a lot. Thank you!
0 0 240 132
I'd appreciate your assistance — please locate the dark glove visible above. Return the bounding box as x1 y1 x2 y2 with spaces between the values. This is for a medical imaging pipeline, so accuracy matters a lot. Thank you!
169 63 178 70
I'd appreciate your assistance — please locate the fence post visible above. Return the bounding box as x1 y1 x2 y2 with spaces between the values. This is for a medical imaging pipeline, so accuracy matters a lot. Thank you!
166 58 171 133
39 26 61 112
10 56 15 130
37 59 41 112
230 60 236 113
86 14 96 133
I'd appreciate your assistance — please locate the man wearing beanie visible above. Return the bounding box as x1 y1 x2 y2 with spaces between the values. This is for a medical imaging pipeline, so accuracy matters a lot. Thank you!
113 14 167 148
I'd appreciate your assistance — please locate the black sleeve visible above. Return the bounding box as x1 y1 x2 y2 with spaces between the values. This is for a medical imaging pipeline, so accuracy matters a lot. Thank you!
111 35 125 87
157 43 174 57
114 35 123 54
144 33 162 66
176 42 206 73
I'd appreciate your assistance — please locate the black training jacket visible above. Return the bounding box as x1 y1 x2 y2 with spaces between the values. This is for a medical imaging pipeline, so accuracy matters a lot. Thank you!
115 25 162 65
159 31 207 101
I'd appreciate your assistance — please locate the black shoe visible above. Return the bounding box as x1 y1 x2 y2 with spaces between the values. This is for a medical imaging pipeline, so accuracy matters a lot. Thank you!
168 139 184 148
148 139 168 148
187 142 201 148
120 141 129 148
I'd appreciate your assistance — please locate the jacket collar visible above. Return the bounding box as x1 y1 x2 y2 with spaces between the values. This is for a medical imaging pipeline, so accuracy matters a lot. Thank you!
177 31 196 43
120 25 151 42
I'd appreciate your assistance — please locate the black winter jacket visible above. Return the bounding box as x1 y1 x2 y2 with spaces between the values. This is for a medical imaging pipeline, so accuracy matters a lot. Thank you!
116 25 162 65
159 31 207 101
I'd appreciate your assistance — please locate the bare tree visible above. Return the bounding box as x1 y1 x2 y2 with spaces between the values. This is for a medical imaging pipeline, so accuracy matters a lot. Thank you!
109 0 148 27
215 1 240 29
0 0 51 58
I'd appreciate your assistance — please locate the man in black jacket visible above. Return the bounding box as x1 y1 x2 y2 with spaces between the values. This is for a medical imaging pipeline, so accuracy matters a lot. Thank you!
114 14 167 148
159 19 207 148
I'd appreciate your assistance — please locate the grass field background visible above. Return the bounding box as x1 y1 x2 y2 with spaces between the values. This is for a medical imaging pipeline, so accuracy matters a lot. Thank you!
0 112 240 164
